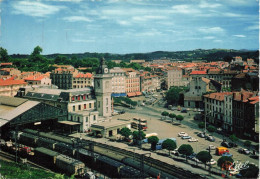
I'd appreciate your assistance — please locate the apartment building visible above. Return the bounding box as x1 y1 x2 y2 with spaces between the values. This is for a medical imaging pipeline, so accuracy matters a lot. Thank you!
0 79 27 96
110 67 126 97
122 68 141 97
24 75 52 86
73 73 93 89
50 67 77 89
167 67 182 89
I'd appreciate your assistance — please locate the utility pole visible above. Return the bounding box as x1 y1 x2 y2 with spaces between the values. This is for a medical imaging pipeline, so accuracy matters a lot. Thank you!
138 118 142 149
140 153 151 178
15 125 18 163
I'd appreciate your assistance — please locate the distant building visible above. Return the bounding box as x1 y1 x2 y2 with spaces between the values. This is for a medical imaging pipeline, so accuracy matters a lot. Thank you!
0 68 21 76
110 67 127 97
24 75 52 86
130 59 145 64
122 68 141 97
184 77 221 108
73 73 93 89
50 67 78 89
167 67 183 89
231 72 259 91
111 60 122 64
0 79 27 96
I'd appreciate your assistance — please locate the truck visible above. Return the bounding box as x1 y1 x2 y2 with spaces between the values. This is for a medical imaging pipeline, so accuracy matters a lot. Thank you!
156 138 177 150
216 147 229 155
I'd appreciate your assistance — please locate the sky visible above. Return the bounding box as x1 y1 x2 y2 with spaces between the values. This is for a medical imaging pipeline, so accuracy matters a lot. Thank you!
0 0 259 55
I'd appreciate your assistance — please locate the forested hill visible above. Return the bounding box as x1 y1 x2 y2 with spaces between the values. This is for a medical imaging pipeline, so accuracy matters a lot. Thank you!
10 49 259 62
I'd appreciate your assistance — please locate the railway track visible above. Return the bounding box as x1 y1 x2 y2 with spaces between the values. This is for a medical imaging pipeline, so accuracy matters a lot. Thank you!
0 150 53 173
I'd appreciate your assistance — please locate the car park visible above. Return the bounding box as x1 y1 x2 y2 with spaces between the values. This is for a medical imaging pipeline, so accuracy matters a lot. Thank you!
197 133 205 138
206 159 216 165
181 136 191 140
221 141 232 148
178 132 188 137
238 148 251 155
188 138 198 142
222 152 233 157
206 145 216 150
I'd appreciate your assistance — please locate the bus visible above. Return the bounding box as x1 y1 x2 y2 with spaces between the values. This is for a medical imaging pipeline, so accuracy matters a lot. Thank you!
131 118 148 130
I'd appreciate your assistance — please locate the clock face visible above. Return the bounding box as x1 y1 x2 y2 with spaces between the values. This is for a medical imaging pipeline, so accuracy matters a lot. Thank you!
104 68 108 73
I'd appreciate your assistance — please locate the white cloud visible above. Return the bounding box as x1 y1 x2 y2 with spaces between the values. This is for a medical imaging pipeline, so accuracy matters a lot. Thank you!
117 20 131 26
135 29 162 37
213 39 223 43
246 24 259 30
199 27 225 33
132 15 167 21
12 1 65 17
172 5 201 14
199 1 221 8
46 0 83 2
233 35 246 38
63 16 92 22
204 36 215 39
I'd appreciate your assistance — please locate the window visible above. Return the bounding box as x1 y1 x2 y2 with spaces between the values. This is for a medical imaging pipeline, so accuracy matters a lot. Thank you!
86 117 88 122
106 98 108 105
83 95 86 100
77 96 80 100
73 105 75 111
89 103 92 108
78 105 81 110
98 101 100 108
70 116 73 121
93 115 96 121
106 107 108 113
72 96 75 101
84 104 86 109
78 116 80 122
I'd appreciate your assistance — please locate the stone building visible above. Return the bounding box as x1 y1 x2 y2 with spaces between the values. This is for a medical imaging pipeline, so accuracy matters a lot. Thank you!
109 67 127 97
167 67 183 89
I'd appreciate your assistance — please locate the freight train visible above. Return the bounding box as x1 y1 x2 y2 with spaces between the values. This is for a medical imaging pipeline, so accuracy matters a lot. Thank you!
8 129 153 178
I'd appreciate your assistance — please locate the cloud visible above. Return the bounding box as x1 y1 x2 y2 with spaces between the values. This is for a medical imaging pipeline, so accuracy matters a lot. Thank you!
233 35 246 38
46 0 83 2
135 29 162 37
12 1 65 17
172 5 201 14
132 15 167 21
199 27 225 33
213 39 223 43
199 1 221 8
63 16 92 22
203 36 215 40
72 39 95 43
117 20 131 26
246 24 259 31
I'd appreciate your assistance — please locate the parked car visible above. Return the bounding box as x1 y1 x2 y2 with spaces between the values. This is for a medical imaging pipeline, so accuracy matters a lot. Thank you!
171 107 177 111
205 135 215 142
181 136 191 140
192 157 202 163
181 109 187 113
238 148 251 155
228 142 238 147
221 141 232 148
197 133 205 138
188 138 198 142
187 153 197 160
222 152 233 157
178 132 188 137
206 159 216 165
170 148 179 156
206 145 216 150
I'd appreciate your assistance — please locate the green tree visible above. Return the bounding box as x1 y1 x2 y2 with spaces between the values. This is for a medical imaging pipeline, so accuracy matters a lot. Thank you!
198 122 205 128
240 164 259 178
162 139 177 156
29 46 46 65
148 136 159 151
0 47 9 62
176 115 184 123
166 86 188 105
244 140 252 148
229 134 238 145
161 111 169 120
120 127 132 139
207 125 216 133
217 156 234 169
197 151 212 168
169 113 176 122
132 130 146 144
178 144 193 162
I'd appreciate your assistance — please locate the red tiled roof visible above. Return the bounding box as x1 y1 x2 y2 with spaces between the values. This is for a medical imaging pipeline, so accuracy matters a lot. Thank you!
74 73 92 78
204 92 233 101
24 75 46 81
0 80 27 86
0 63 13 66
190 71 207 75
127 92 136 97
248 96 259 104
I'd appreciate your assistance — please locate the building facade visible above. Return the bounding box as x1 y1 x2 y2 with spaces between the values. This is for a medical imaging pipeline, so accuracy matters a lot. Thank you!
110 67 126 97
167 67 182 89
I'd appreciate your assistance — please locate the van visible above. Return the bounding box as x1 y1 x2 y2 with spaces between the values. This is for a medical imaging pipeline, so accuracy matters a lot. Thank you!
216 147 229 155
156 138 177 150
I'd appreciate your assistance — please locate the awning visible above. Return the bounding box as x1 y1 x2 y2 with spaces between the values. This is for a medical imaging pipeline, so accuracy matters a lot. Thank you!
120 93 127 97
135 92 142 96
90 127 104 131
127 92 136 97
58 121 80 125
111 93 120 97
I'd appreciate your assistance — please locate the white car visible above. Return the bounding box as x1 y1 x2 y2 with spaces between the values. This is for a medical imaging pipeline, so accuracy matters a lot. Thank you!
206 159 216 165
188 138 198 142
192 157 202 163
178 132 188 137
206 145 216 150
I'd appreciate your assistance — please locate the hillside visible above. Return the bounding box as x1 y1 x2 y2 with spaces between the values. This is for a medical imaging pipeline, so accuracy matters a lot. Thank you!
10 49 259 62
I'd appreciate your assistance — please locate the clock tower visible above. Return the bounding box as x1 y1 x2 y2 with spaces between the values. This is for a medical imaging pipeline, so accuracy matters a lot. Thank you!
94 57 112 117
